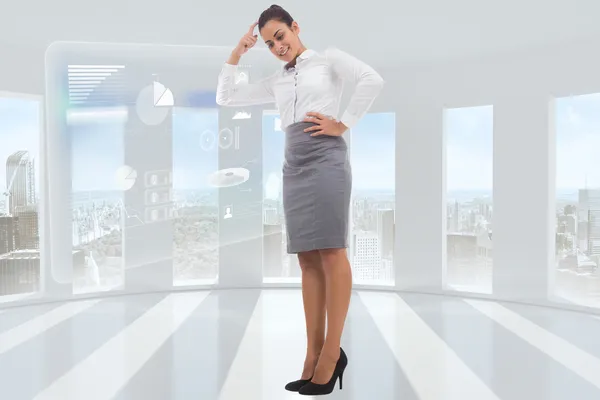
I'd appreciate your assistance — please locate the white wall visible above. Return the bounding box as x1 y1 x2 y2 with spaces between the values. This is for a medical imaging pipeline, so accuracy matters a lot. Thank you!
0 42 45 95
388 35 600 312
3 30 600 313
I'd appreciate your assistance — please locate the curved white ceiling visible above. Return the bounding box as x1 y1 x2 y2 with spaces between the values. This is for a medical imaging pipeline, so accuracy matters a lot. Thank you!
2 0 599 66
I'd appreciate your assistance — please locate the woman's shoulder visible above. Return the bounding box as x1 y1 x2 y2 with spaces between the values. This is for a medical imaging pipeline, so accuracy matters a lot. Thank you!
322 46 346 56
321 46 355 64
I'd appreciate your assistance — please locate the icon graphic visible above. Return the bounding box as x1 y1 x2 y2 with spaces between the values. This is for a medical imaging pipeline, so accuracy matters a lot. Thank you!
113 199 145 227
145 205 174 223
224 205 233 219
209 168 250 188
144 187 171 205
235 71 248 84
200 129 216 151
67 64 125 105
153 81 175 107
115 165 137 191
144 170 171 187
233 111 251 120
219 128 234 149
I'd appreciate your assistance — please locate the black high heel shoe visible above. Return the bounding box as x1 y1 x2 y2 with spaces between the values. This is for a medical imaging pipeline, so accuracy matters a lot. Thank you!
298 348 347 396
284 377 312 392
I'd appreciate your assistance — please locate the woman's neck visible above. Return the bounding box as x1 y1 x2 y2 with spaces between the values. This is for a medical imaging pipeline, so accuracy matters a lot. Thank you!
285 45 308 70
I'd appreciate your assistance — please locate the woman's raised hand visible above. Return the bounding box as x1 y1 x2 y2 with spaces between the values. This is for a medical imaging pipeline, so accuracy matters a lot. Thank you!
234 22 259 56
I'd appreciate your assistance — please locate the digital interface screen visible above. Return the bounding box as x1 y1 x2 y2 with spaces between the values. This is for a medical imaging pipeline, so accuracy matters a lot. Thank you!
45 43 276 293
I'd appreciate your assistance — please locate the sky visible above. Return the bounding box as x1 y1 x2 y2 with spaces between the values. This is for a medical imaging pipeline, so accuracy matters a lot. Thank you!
2 92 599 194
349 112 395 191
0 96 41 194
555 92 600 190
66 107 220 191
68 108 396 192
445 105 493 191
262 111 396 192
69 113 125 191
171 108 219 190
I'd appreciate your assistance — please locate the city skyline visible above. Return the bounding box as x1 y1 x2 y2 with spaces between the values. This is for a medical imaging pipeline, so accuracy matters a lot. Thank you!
0 97 42 296
2 92 600 300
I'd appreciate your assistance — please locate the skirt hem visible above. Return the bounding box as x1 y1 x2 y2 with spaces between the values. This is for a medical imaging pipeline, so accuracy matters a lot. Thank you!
287 237 349 254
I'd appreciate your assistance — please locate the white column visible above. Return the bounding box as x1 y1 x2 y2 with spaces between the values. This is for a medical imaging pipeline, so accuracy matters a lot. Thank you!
43 48 74 299
395 98 445 292
492 92 554 303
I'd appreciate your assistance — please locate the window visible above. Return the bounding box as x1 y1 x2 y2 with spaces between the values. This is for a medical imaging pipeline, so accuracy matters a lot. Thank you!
69 106 126 294
350 112 395 285
554 93 600 309
0 94 42 301
172 108 219 285
444 105 493 294
262 111 301 282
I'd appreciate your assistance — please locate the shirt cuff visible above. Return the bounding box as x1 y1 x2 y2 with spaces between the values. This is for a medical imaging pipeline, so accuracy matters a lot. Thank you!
340 112 359 130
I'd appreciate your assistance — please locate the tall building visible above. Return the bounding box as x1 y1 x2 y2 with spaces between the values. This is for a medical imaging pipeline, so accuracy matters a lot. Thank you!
263 207 279 225
0 215 17 255
1 151 40 297
352 232 382 281
578 189 600 256
0 250 40 295
5 151 35 216
4 151 39 251
14 205 39 250
589 210 600 257
377 209 394 260
448 201 460 232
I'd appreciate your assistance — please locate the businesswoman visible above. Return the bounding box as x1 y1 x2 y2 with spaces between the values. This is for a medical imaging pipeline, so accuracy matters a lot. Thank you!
216 4 384 396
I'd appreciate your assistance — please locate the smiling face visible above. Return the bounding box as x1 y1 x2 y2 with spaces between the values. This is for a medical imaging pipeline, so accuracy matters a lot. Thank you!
260 20 304 63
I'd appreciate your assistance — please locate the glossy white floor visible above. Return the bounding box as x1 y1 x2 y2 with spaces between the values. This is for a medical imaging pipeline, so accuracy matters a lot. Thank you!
1 289 600 399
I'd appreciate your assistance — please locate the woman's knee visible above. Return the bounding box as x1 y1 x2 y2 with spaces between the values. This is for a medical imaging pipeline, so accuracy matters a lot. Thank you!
318 248 348 271
298 250 321 270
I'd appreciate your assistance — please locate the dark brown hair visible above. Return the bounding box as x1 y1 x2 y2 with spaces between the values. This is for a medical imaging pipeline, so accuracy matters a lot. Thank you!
258 4 294 31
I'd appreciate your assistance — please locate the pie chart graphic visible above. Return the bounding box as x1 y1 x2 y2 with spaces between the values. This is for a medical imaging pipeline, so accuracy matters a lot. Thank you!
208 168 250 188
135 83 171 126
115 165 138 190
153 81 175 107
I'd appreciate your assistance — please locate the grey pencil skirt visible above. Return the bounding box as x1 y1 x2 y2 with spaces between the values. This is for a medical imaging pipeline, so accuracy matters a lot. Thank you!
282 121 352 254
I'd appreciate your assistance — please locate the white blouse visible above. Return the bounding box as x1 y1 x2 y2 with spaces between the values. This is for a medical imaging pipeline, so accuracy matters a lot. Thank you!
216 47 384 130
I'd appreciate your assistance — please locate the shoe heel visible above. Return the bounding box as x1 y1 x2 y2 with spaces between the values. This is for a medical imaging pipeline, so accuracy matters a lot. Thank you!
339 370 343 390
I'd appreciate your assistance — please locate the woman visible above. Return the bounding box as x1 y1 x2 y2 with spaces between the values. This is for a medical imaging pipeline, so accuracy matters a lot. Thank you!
216 4 384 396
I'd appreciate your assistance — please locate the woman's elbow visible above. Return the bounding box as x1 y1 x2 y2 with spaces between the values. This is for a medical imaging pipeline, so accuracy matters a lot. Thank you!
361 71 385 90
369 74 385 94
373 73 385 89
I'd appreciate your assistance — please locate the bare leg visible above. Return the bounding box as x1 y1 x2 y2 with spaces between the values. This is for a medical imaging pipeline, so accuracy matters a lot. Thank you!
311 248 352 384
297 250 327 379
